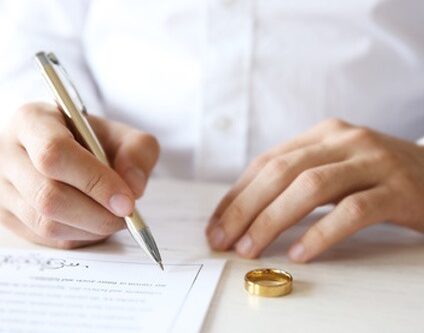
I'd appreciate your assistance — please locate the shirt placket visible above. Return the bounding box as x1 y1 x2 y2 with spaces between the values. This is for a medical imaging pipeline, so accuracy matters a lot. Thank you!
195 0 254 182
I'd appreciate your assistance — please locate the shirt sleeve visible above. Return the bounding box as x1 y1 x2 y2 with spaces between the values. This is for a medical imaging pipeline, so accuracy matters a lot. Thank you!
0 0 103 132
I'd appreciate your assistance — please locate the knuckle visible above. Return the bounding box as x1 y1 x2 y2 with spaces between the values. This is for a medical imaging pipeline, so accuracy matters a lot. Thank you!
348 127 377 145
84 173 105 196
342 195 370 220
308 223 328 247
297 169 326 195
256 211 276 231
35 137 68 175
34 181 62 217
212 192 235 220
14 103 41 121
248 154 271 172
97 217 123 236
33 212 47 229
227 202 246 223
14 103 54 125
324 118 349 130
373 150 400 168
392 168 415 188
36 219 61 239
264 157 290 176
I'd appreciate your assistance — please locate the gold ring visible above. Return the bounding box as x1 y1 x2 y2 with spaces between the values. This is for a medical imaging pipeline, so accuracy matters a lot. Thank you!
244 268 293 297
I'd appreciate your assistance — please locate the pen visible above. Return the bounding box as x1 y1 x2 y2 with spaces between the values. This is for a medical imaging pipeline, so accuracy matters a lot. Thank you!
34 51 164 270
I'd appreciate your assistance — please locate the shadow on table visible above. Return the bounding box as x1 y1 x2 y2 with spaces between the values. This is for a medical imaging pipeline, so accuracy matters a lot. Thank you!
292 279 315 295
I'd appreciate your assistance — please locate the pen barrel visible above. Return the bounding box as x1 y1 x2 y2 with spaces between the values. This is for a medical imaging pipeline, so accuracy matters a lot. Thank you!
125 210 162 265
64 111 110 166
124 209 147 230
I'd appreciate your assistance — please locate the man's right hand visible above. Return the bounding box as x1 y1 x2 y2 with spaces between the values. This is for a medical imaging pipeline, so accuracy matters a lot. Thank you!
0 102 160 249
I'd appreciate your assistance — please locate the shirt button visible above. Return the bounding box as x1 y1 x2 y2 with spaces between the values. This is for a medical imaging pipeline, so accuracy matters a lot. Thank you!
214 116 233 131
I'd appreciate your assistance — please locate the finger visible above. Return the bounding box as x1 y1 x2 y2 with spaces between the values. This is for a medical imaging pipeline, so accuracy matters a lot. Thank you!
288 186 391 262
0 178 106 241
0 209 105 249
1 147 126 236
208 118 351 226
234 158 382 258
112 131 159 198
87 115 160 197
14 104 135 217
208 143 347 250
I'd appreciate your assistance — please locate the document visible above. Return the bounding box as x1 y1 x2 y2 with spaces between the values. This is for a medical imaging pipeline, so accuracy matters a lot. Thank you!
0 249 225 333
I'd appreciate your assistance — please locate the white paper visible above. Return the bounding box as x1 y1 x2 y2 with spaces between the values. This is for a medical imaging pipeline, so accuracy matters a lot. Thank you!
0 249 225 333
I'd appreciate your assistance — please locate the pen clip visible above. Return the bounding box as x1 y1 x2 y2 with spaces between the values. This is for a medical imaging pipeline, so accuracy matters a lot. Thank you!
45 52 88 115
35 51 88 118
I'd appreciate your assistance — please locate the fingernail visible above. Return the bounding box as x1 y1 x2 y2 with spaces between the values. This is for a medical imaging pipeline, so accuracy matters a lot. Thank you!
289 243 306 262
124 167 146 196
109 193 133 216
209 227 225 248
236 235 253 256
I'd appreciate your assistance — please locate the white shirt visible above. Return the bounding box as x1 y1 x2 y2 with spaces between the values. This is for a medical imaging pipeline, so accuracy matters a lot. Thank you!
0 0 423 182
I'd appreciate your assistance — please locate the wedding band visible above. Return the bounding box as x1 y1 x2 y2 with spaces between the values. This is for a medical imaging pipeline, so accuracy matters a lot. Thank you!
244 268 293 297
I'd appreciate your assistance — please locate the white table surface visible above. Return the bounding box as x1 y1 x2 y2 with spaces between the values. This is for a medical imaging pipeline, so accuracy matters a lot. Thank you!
0 178 423 333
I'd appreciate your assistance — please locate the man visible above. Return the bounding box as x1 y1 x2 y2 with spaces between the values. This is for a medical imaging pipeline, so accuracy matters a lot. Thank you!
0 0 423 262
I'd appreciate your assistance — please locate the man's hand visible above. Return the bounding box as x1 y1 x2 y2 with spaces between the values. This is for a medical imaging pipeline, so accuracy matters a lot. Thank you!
207 119 424 262
0 102 159 249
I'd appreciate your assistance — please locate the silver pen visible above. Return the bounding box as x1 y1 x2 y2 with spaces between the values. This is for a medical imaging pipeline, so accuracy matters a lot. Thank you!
35 51 164 270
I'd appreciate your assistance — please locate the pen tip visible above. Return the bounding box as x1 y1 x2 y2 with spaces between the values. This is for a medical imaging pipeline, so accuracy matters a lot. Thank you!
159 262 164 271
